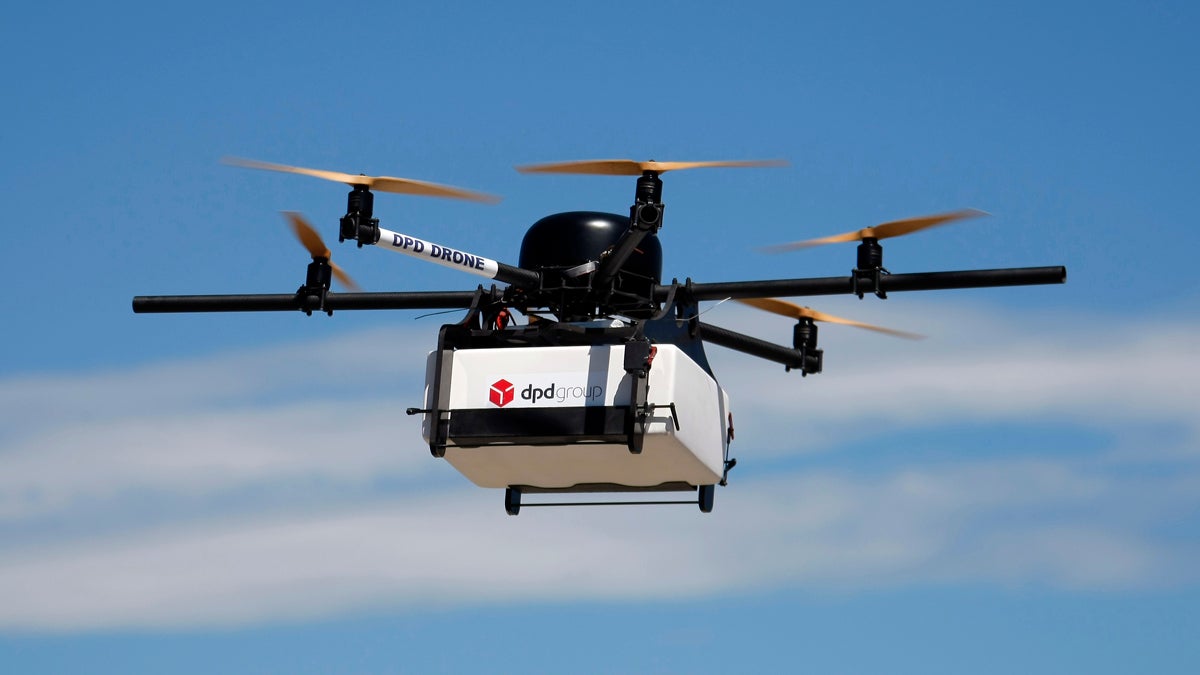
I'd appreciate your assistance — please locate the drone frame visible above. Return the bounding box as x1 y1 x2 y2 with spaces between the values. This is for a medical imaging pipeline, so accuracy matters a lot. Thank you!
132 158 1067 513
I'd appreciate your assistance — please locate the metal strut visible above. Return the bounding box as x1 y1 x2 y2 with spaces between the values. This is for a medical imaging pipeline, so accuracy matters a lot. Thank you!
424 285 498 458
504 485 714 515
622 336 656 454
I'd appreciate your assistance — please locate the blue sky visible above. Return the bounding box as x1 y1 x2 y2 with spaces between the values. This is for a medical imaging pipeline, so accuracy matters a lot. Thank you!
2 1 1198 672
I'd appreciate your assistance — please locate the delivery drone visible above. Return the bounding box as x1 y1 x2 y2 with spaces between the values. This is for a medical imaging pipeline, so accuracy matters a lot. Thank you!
133 157 1066 515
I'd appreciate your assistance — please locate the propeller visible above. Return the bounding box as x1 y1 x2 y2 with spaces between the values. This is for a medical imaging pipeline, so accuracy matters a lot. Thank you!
736 297 923 340
516 158 787 176
761 208 987 252
224 157 502 203
284 212 360 291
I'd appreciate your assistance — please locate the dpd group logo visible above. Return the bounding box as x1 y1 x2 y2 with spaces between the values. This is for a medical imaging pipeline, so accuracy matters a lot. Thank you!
489 379 515 407
486 376 605 407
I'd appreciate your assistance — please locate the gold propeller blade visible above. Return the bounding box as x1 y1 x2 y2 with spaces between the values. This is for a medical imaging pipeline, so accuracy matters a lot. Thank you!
736 297 923 340
516 158 787 176
224 157 501 203
761 208 988 252
328 262 358 291
285 211 330 259
283 212 360 291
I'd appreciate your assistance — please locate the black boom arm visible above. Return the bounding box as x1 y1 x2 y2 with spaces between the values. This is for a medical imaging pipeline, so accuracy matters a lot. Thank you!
132 291 481 314
659 266 1066 302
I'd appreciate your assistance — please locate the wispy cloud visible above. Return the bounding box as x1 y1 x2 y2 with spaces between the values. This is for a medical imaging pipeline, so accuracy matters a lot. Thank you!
706 301 1200 456
1 458 1193 631
1 304 1197 631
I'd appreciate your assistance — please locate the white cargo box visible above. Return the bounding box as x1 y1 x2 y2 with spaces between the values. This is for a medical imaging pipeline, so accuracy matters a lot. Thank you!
421 344 731 491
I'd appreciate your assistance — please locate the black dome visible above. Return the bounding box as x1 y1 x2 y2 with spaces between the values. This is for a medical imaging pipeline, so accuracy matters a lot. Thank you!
519 211 662 283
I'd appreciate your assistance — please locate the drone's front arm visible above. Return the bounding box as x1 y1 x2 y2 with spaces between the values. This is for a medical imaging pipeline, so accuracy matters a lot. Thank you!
362 225 540 289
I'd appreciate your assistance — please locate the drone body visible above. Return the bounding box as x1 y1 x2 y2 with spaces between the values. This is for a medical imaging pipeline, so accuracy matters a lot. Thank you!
133 157 1066 515
426 342 730 515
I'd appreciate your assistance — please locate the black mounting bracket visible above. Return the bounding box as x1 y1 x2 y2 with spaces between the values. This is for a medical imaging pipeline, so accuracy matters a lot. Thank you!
623 335 656 454
851 266 889 299
720 458 737 486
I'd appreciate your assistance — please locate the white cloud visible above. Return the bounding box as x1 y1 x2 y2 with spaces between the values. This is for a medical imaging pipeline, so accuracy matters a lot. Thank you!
0 457 1193 631
0 400 434 522
0 327 439 524
0 326 430 437
704 301 1200 455
0 303 1197 630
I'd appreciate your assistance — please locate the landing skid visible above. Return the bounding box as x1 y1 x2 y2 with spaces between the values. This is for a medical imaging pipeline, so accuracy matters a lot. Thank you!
504 484 715 515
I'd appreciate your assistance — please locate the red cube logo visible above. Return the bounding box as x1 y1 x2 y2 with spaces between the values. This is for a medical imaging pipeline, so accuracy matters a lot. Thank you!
489 379 515 407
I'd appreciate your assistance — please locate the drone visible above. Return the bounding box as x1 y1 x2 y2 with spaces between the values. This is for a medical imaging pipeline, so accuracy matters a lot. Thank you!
133 157 1066 515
